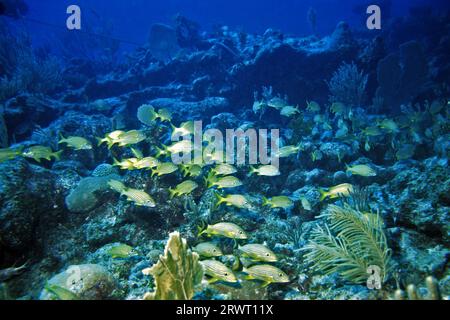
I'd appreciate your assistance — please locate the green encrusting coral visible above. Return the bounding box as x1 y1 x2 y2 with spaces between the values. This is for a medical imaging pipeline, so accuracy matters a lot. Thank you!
143 231 203 300
303 204 391 284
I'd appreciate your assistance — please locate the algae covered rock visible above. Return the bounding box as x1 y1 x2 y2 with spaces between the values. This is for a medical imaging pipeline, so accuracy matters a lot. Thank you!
39 264 116 300
143 231 203 300
65 174 120 213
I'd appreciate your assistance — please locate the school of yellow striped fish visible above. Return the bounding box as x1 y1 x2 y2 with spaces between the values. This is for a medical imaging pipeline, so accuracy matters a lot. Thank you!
1 97 448 289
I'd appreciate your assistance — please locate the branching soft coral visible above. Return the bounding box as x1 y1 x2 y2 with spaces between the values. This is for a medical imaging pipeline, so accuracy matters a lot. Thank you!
142 231 203 300
328 62 368 107
0 20 62 101
303 204 391 284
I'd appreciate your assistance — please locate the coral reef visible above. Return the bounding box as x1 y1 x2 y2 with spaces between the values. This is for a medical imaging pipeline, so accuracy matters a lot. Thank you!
328 62 368 106
303 204 391 284
0 6 448 301
375 41 428 111
142 232 203 300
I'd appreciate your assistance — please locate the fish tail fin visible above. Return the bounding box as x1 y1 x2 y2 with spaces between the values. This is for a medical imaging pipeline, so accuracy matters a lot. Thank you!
154 145 166 158
249 166 257 175
205 171 216 188
180 165 188 177
168 188 176 199
96 136 105 147
203 175 210 188
130 147 143 159
197 222 207 238
112 157 120 166
319 188 328 202
232 255 243 272
214 192 224 208
53 150 63 161
58 133 66 144
262 196 270 207
150 169 158 178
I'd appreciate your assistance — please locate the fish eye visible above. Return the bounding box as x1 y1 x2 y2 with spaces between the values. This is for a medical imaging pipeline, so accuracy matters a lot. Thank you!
266 253 270 256
239 231 243 234
224 273 228 276
278 273 283 277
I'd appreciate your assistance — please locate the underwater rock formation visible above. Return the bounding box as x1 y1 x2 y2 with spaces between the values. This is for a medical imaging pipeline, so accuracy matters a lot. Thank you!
65 174 121 213
0 158 64 252
39 264 116 300
148 23 181 62
375 41 428 112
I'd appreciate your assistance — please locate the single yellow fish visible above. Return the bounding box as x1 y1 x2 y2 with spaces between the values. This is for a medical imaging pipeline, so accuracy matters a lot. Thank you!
22 146 62 163
242 264 289 287
280 105 300 117
151 162 178 177
122 188 156 207
156 140 193 157
345 164 377 177
199 222 248 240
170 121 195 139
276 145 300 158
108 179 156 207
238 244 277 262
96 130 126 148
180 164 202 177
306 100 321 113
133 156 159 170
262 196 294 209
107 243 137 259
200 259 237 284
116 130 147 147
249 165 280 176
113 157 140 170
58 135 92 150
193 242 223 258
168 180 198 198
211 163 237 176
207 175 243 189
319 183 354 201
216 193 253 210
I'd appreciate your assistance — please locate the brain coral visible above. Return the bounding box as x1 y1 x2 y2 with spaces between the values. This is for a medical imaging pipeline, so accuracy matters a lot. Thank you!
65 174 120 213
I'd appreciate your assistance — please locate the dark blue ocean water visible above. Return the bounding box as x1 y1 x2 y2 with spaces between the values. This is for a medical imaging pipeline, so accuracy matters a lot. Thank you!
22 0 450 56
